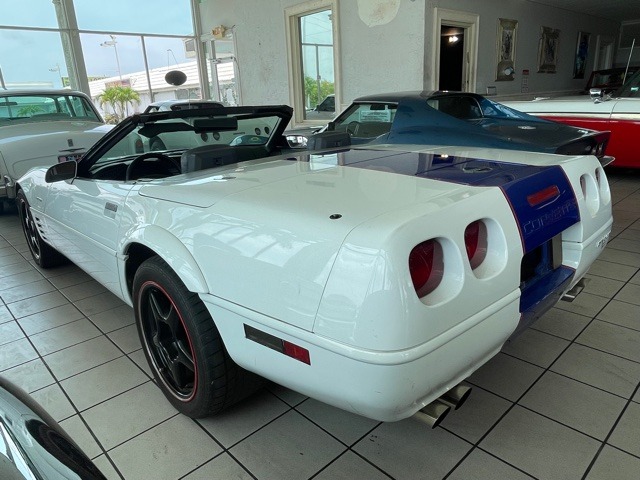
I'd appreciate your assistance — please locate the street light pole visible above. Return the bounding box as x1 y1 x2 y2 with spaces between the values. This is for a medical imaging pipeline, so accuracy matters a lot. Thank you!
49 63 64 87
100 35 122 82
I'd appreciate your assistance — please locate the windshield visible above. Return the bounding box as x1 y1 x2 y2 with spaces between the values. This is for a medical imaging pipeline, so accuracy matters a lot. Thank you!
615 69 640 97
331 102 397 138
427 94 539 121
0 94 101 123
93 113 283 167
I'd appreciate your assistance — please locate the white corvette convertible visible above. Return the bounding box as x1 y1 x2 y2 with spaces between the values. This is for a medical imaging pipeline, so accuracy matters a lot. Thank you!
16 104 612 424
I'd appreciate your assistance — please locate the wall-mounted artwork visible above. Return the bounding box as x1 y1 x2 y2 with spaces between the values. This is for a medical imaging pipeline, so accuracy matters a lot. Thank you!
496 18 518 81
538 26 560 73
573 31 590 79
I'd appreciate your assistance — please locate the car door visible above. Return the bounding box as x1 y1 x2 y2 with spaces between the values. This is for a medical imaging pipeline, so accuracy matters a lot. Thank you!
43 175 133 298
609 97 640 166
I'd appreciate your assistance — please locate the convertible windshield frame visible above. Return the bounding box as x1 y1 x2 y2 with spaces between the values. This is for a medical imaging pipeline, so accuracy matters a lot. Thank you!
76 105 293 178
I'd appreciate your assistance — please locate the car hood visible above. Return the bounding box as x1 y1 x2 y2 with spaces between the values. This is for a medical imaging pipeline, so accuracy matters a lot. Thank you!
138 149 470 212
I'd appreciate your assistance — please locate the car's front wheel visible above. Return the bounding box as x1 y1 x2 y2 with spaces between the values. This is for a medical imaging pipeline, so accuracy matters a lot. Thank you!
133 256 263 417
16 190 67 268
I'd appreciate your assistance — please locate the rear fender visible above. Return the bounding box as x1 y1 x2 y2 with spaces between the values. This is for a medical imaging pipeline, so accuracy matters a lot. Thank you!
120 225 208 302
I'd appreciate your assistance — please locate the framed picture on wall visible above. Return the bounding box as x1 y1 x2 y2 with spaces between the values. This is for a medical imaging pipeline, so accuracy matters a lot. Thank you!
537 26 560 73
496 18 518 81
573 31 590 79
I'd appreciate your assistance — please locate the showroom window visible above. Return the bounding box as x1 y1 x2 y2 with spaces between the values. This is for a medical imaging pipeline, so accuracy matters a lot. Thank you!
73 0 193 35
80 32 203 121
0 0 58 28
0 29 69 89
286 0 341 125
0 0 207 118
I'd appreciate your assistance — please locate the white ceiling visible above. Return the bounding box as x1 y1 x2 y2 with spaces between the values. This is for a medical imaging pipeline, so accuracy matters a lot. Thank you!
527 0 640 22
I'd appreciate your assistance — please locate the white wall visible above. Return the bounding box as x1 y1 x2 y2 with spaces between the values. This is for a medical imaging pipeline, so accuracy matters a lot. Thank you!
338 0 425 103
199 0 293 106
425 0 620 98
199 0 621 106
199 0 425 108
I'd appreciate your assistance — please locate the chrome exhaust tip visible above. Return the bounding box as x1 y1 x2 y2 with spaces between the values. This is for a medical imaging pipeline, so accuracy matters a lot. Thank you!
439 385 472 410
415 400 451 429
562 278 589 302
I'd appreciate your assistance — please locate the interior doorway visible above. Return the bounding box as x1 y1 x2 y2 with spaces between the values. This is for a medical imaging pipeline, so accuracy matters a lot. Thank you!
439 26 465 90
431 8 479 92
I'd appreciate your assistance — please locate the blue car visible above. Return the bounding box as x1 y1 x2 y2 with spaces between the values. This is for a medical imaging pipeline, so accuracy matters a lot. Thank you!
322 91 612 165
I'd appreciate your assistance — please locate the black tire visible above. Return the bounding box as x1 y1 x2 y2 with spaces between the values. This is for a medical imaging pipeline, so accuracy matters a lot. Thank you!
133 256 263 417
16 190 67 268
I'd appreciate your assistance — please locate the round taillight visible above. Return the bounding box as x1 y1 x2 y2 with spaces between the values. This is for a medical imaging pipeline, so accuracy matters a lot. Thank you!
465 220 487 270
409 240 444 298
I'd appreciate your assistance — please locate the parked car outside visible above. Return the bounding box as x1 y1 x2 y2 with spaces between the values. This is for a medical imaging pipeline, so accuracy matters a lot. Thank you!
16 104 611 424
501 69 640 168
322 91 612 165
0 89 111 210
143 99 224 113
305 94 336 121
315 93 335 112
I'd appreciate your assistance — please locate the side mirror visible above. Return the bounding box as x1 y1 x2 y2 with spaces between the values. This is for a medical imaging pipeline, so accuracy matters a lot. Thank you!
590 88 603 101
45 160 77 183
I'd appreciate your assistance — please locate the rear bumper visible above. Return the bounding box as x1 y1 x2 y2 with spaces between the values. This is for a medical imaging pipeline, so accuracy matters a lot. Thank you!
202 290 520 422
563 218 612 287
514 218 611 336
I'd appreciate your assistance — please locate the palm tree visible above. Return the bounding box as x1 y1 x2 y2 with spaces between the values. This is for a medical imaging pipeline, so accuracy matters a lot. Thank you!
98 85 140 123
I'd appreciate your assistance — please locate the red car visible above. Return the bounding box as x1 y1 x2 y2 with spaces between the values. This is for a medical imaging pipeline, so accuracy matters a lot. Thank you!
503 69 640 168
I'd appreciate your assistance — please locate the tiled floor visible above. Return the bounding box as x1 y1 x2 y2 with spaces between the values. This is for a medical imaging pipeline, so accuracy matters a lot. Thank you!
1 170 640 480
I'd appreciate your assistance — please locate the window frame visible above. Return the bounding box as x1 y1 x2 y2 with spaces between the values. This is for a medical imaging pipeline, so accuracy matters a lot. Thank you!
285 0 341 127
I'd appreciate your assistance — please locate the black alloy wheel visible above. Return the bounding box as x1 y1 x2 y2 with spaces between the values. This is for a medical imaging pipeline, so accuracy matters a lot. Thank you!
133 256 264 417
18 192 42 261
138 280 197 400
16 190 66 268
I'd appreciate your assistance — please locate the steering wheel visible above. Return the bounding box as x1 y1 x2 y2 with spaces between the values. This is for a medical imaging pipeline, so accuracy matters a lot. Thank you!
126 152 180 181
346 121 360 136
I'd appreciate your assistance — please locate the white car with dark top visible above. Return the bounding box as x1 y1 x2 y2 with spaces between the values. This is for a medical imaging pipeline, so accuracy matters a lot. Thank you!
16 104 612 426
